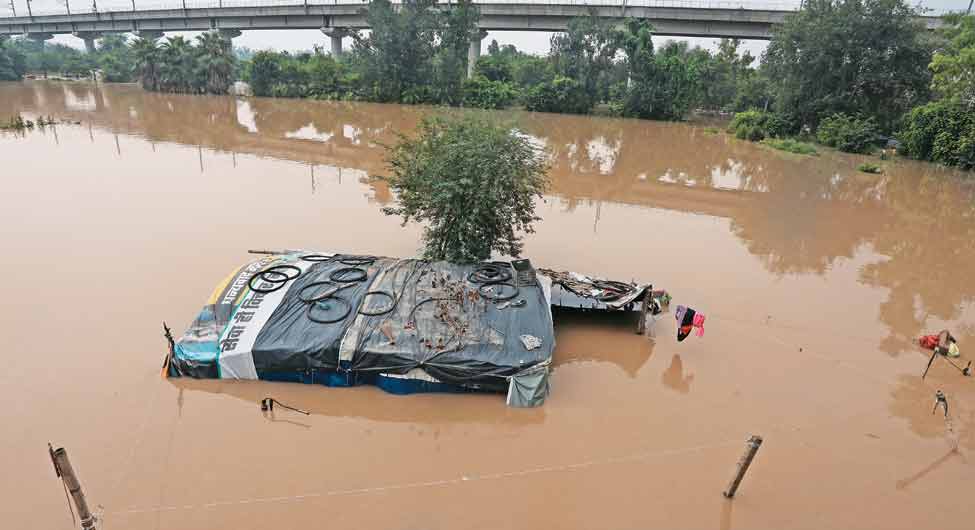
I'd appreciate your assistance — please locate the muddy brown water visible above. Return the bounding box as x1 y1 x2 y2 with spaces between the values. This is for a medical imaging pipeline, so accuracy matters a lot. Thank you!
1 81 974 529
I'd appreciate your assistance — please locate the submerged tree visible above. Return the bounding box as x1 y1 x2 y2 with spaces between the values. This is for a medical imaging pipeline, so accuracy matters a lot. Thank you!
380 116 549 263
131 37 161 91
97 34 136 82
159 36 197 93
195 31 236 94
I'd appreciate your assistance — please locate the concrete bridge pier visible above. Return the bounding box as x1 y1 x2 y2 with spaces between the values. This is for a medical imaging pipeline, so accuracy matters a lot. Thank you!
218 28 241 41
73 31 103 53
133 29 164 41
467 29 488 78
321 27 349 57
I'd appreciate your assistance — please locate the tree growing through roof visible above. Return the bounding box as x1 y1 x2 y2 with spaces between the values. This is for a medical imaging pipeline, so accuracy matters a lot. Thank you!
380 115 549 263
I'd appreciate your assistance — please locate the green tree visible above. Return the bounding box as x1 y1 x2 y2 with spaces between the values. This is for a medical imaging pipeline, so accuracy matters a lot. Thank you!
380 116 549 263
930 13 975 108
352 0 441 102
159 36 197 93
615 21 705 121
763 0 933 133
131 36 161 91
302 47 347 99
351 0 478 104
462 75 517 109
97 34 135 82
195 31 236 94
898 100 975 169
246 50 282 96
475 54 513 82
511 54 553 88
698 38 756 111
524 76 591 114
816 112 880 153
733 72 773 112
0 39 27 80
549 14 618 112
431 0 479 105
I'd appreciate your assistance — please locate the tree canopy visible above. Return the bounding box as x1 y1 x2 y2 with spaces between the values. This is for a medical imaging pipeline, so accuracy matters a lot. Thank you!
763 0 933 133
930 13 975 108
0 39 26 81
380 116 549 263
351 0 478 104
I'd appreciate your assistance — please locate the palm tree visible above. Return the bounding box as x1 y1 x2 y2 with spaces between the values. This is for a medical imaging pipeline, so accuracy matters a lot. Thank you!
131 36 161 91
195 31 236 95
160 36 195 93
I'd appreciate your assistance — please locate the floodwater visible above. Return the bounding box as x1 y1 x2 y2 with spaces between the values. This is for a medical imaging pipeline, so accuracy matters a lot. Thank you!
1 81 973 529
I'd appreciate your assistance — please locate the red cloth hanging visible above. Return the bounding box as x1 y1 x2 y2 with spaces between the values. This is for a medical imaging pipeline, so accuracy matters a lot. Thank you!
919 334 940 350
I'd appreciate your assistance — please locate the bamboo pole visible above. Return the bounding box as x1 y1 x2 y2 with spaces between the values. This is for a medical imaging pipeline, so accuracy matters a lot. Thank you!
723 435 763 498
49 444 97 529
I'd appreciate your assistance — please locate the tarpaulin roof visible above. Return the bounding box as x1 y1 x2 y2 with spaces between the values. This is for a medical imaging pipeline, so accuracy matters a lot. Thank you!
167 252 555 406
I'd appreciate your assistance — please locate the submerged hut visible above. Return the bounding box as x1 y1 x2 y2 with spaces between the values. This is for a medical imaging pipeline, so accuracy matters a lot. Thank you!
166 251 658 407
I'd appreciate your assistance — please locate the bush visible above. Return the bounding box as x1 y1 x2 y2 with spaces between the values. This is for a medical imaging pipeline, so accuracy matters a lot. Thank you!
899 100 975 170
524 77 592 114
816 113 879 153
461 76 517 109
729 110 766 140
728 110 792 141
474 55 513 83
762 138 818 155
857 162 883 174
380 116 549 263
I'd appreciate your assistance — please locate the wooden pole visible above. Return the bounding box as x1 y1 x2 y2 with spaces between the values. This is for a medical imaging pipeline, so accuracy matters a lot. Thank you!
723 435 763 498
636 286 652 335
49 444 97 529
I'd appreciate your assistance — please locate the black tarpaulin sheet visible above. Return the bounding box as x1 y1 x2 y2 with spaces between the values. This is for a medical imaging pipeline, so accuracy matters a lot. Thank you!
167 252 555 403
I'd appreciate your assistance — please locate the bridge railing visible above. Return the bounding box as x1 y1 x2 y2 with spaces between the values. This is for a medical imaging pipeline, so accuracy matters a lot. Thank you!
2 0 954 20
3 0 806 19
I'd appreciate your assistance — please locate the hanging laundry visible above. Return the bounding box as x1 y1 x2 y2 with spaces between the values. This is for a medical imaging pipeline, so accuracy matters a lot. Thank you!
693 313 706 337
675 305 706 341
919 334 940 350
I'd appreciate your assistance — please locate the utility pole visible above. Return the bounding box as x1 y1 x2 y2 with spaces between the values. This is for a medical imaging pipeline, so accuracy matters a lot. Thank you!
49 444 98 530
64 0 71 15
7 0 16 17
92 0 97 14
26 0 32 17
967 0 973 15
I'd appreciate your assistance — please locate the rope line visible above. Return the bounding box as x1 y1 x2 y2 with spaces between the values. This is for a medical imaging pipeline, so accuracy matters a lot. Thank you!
107 438 742 517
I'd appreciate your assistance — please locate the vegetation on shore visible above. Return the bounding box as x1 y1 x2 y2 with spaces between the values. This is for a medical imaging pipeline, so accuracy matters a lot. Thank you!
722 2 974 169
857 162 884 174
762 138 818 156
1 0 973 169
1 115 59 130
